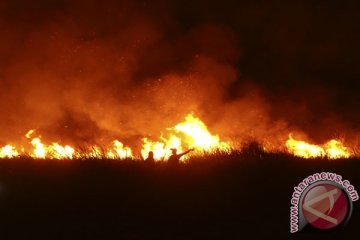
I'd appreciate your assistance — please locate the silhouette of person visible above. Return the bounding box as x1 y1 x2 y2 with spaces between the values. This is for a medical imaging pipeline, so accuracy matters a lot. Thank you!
145 151 155 164
168 148 194 164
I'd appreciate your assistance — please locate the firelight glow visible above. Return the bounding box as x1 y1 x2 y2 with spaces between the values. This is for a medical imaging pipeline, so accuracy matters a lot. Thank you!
0 114 355 160
285 135 352 159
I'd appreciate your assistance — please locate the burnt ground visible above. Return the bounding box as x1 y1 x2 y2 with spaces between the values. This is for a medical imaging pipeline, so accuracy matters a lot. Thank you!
0 152 359 240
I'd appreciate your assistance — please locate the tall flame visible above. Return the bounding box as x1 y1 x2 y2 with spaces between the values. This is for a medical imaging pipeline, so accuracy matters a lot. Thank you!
173 114 231 151
107 140 133 159
30 138 47 158
140 114 231 160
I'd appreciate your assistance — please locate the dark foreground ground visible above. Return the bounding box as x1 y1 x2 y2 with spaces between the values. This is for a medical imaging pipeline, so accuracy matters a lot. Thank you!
0 151 359 240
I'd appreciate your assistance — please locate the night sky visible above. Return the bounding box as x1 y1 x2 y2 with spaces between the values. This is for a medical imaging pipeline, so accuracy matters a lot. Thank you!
177 0 360 130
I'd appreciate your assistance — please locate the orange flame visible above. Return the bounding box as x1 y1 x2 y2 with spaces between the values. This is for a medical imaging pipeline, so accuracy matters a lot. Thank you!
140 114 231 160
324 139 351 159
30 138 47 158
0 114 356 160
286 136 325 158
286 135 352 159
141 135 183 161
107 140 133 159
0 145 19 158
173 114 231 151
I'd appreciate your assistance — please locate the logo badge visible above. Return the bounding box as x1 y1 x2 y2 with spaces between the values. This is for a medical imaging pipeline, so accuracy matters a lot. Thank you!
301 182 351 230
290 172 358 233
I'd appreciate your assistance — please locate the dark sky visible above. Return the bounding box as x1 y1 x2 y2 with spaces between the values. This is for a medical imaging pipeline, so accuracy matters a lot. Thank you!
0 0 359 145
175 0 360 124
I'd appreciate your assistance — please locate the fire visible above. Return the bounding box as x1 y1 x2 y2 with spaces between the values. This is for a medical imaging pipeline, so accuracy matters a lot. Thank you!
324 139 351 159
25 129 35 138
0 114 356 161
107 140 133 159
141 135 183 161
21 130 133 159
29 137 76 159
286 135 352 159
0 145 19 158
85 146 103 158
31 138 47 158
25 130 76 159
286 136 325 158
49 143 75 159
173 114 231 151
140 114 231 160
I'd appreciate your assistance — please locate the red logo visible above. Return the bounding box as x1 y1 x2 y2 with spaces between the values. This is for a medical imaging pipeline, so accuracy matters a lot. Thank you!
301 183 350 230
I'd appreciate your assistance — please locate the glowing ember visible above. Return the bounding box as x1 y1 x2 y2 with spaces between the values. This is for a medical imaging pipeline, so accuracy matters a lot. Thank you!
25 129 35 139
286 135 351 159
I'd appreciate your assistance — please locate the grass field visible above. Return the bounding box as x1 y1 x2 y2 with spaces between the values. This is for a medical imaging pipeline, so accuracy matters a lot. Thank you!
0 149 359 239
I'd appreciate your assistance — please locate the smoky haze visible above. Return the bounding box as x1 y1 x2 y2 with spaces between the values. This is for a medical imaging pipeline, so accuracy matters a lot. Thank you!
0 0 359 151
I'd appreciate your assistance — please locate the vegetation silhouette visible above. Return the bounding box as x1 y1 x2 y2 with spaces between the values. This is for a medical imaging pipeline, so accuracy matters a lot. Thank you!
0 143 359 239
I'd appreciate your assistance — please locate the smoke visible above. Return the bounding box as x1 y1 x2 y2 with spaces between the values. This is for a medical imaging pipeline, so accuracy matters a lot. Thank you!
0 0 358 151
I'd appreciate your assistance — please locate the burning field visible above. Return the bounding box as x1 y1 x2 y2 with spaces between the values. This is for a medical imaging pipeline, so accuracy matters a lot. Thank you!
0 0 359 163
0 113 356 160
0 0 359 239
